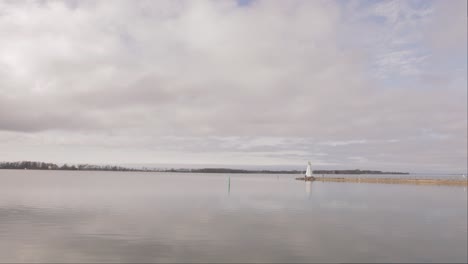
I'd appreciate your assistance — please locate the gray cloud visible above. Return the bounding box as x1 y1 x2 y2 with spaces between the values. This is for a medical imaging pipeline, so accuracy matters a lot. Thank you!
0 0 466 172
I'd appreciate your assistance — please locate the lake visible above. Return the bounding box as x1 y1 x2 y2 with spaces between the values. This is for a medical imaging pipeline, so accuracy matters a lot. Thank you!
0 170 466 263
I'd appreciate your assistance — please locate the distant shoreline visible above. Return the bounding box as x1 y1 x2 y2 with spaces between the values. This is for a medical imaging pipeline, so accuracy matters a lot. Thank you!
163 168 409 175
0 161 410 174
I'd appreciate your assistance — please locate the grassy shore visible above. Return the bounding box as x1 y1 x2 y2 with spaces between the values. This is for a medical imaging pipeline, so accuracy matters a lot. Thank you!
295 176 468 186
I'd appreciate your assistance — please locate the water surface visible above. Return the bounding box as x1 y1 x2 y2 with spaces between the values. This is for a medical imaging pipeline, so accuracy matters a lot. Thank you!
0 170 466 262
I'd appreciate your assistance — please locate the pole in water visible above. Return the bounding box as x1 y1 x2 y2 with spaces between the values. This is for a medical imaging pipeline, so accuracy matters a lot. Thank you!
228 176 231 195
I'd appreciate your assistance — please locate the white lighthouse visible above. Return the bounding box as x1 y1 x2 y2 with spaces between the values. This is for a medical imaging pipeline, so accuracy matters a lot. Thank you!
305 161 312 177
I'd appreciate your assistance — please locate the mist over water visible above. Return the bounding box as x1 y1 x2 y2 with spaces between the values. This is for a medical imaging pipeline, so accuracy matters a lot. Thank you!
0 170 466 263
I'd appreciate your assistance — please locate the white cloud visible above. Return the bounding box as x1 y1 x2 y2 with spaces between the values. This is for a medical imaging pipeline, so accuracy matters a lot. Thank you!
318 140 368 147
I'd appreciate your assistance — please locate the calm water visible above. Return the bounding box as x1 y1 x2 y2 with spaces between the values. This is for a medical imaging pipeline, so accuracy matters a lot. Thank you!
0 170 466 263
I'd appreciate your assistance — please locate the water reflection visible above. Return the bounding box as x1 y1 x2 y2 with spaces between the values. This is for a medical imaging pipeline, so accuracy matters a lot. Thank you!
0 170 466 263
305 181 311 199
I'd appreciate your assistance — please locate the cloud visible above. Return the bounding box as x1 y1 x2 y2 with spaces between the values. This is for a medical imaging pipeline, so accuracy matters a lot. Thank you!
0 0 466 172
319 140 368 147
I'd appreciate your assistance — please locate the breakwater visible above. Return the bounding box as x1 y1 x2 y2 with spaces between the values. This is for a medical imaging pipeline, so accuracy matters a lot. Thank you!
295 176 468 186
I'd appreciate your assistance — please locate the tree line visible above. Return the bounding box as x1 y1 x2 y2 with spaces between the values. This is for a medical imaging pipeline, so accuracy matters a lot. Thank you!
0 161 145 172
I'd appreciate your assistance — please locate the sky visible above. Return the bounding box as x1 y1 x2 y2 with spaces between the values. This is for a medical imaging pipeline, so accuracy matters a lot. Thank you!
0 0 466 172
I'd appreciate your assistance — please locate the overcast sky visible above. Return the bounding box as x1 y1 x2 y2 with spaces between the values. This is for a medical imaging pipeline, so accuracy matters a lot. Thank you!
0 0 466 172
